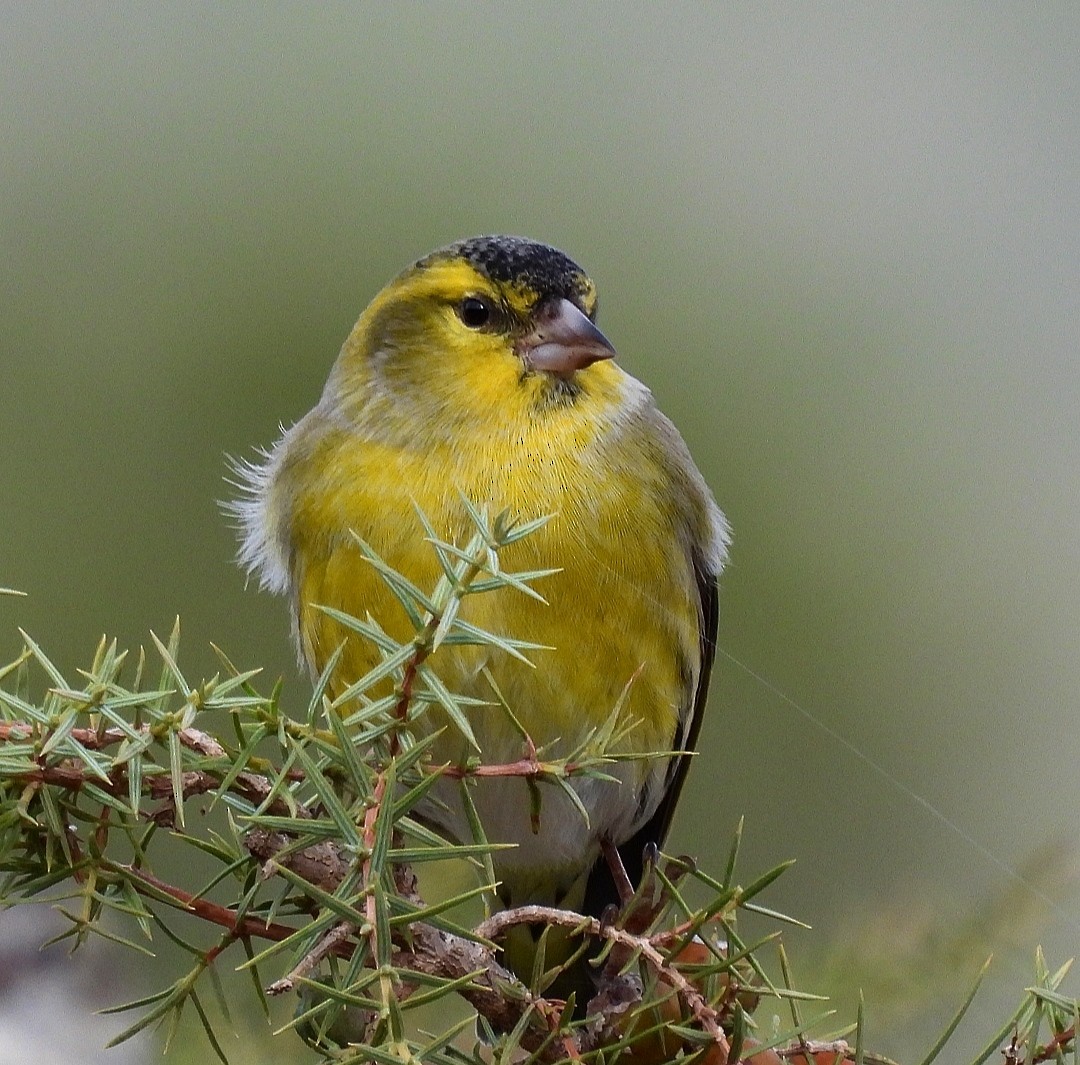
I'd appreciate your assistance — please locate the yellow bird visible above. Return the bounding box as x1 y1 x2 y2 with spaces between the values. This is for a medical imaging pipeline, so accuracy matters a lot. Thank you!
233 235 728 993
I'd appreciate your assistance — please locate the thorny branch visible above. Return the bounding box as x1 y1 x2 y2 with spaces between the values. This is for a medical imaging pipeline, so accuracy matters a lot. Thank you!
0 719 294 819
15 720 567 1053
29 726 722 1061
477 906 731 1054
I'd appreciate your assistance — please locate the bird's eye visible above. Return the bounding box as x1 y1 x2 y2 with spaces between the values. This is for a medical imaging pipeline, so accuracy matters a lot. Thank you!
458 297 492 329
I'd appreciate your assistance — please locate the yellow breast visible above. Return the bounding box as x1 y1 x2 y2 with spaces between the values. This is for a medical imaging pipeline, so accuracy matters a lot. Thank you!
281 370 700 775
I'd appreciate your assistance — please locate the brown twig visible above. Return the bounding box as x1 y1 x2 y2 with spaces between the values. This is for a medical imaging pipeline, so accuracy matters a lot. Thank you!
244 834 570 1059
112 863 309 947
362 770 388 937
0 721 127 747
266 847 565 1056
267 920 358 997
245 828 349 893
0 720 300 819
478 904 732 1057
439 754 545 779
261 771 393 997
1033 1024 1076 1063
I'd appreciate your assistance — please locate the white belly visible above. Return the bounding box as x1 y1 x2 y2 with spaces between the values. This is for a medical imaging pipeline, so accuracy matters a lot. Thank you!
419 756 661 906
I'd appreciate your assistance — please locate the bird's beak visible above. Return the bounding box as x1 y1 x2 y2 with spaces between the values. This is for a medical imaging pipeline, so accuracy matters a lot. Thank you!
516 298 617 376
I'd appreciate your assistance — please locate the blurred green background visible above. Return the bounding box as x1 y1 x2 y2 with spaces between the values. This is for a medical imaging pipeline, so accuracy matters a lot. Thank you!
2 4 1078 1061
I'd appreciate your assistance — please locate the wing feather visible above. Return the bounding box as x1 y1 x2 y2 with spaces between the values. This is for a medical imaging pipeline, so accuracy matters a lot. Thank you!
582 552 720 916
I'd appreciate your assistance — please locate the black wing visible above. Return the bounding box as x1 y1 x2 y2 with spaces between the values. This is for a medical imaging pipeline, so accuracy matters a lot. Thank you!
581 555 720 917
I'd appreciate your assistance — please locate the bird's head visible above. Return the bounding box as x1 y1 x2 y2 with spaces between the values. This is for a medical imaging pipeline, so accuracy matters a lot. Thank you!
325 236 622 429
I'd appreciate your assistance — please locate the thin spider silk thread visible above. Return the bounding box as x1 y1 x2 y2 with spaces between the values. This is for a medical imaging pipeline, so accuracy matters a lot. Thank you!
716 645 1079 935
